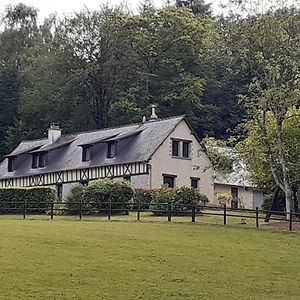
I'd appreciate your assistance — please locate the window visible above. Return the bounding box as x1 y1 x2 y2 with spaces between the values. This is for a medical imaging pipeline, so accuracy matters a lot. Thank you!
191 178 200 189
172 140 179 157
182 141 190 158
32 152 48 169
39 152 48 168
8 157 15 172
32 153 39 169
80 180 89 186
82 146 92 162
171 139 191 159
163 174 176 188
107 142 117 158
56 184 63 200
123 176 131 182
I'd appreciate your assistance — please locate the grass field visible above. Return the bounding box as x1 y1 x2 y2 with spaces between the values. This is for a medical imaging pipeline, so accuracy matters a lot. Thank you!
0 219 299 299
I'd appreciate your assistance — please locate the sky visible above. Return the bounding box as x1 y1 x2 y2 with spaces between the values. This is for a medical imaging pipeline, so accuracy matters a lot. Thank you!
0 0 225 20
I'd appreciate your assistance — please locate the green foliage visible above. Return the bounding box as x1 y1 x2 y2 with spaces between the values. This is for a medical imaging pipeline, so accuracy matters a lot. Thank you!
216 192 232 203
64 184 86 215
150 185 209 216
133 188 158 209
66 179 134 215
0 187 55 214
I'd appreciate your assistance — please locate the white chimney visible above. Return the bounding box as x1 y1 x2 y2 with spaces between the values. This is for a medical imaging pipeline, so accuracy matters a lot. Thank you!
48 123 61 144
150 104 158 120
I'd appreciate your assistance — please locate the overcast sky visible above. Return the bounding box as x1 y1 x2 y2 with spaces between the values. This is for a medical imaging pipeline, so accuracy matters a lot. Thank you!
0 0 226 19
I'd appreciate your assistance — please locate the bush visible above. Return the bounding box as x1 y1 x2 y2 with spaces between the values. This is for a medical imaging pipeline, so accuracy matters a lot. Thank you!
133 188 159 210
64 184 86 215
150 186 209 216
0 187 56 214
84 178 134 214
150 186 176 215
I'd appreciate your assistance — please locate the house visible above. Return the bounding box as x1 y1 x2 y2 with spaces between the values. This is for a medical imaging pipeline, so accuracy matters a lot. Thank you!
0 111 263 208
211 146 264 209
0 113 214 200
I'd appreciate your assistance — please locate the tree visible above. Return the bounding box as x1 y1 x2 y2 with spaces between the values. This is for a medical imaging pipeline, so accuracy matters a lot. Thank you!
228 9 300 218
60 7 133 129
0 66 20 159
175 0 212 18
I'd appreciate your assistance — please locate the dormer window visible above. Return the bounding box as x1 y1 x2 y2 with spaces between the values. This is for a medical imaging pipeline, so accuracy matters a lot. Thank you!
8 157 15 172
82 145 92 162
32 153 39 169
107 142 117 158
39 152 48 167
32 152 48 169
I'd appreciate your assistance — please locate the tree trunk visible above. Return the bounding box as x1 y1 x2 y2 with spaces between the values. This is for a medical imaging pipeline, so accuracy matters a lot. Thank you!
276 120 294 220
265 185 280 222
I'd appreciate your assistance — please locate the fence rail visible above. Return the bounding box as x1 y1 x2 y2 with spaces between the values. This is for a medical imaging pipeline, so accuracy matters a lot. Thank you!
0 200 299 231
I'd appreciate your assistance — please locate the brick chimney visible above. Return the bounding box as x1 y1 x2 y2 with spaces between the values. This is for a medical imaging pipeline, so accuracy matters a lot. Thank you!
48 123 61 144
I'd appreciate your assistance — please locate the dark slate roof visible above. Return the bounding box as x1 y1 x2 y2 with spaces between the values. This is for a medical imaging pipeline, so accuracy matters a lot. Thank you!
0 116 185 179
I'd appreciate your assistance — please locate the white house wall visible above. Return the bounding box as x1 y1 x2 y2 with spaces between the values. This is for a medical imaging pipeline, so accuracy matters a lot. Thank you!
149 120 215 201
214 184 256 209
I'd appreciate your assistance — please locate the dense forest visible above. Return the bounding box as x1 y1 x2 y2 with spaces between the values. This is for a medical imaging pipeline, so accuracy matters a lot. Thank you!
0 0 299 213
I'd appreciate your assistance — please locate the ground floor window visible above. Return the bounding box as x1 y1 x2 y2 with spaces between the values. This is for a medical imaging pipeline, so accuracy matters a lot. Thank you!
191 177 200 189
123 176 131 182
163 174 176 188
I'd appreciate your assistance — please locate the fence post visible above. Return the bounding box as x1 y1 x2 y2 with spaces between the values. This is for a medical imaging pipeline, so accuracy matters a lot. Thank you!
108 199 111 221
23 199 26 219
79 197 82 220
137 199 140 221
50 200 54 220
191 205 196 223
255 207 259 228
223 204 227 225
167 202 172 222
289 212 293 231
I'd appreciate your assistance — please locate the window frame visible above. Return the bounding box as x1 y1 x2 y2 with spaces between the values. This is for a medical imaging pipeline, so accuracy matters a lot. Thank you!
107 141 117 158
163 174 177 188
82 145 92 162
38 152 48 168
190 177 200 189
171 140 180 157
8 156 15 172
182 141 190 158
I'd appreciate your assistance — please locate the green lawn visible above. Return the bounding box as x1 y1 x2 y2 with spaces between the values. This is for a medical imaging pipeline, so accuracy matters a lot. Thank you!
0 219 299 299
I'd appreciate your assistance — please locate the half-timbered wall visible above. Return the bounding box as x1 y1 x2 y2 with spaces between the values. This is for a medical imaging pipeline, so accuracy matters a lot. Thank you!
0 162 149 188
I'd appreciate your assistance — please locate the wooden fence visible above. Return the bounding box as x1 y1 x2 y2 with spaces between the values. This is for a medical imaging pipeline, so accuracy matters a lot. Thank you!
0 200 299 231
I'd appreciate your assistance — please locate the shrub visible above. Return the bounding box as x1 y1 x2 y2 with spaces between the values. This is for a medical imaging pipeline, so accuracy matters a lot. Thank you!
174 186 209 213
150 185 176 215
133 188 159 210
84 178 134 215
64 184 86 215
0 187 55 214
216 192 232 204
150 186 209 216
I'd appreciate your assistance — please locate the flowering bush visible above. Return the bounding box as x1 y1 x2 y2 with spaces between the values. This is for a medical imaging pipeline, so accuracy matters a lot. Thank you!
216 192 232 204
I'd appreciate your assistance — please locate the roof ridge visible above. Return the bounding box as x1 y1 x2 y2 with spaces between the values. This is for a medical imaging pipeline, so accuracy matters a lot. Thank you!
21 115 186 142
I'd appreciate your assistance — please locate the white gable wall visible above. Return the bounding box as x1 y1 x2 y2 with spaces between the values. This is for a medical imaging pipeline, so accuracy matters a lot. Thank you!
149 120 215 201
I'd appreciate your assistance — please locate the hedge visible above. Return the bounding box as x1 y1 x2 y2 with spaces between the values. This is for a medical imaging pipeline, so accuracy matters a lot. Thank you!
0 187 56 214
